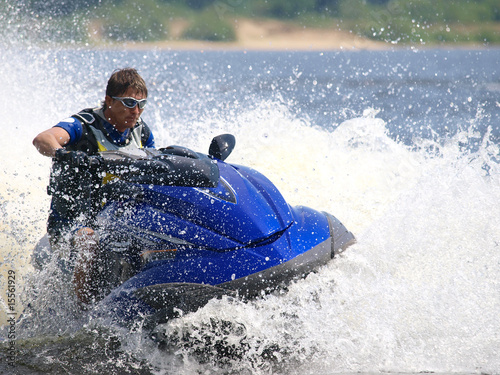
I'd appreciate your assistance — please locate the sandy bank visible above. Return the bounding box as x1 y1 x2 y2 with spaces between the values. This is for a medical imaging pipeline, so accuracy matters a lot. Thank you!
113 18 389 51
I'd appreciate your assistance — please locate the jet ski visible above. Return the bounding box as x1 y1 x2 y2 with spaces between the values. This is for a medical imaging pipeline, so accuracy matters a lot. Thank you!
33 134 355 323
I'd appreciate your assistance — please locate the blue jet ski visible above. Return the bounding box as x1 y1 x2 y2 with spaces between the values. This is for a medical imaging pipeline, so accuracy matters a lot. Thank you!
33 134 355 323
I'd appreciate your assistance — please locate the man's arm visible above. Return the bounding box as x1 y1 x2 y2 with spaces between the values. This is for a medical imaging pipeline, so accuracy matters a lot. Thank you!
33 127 71 157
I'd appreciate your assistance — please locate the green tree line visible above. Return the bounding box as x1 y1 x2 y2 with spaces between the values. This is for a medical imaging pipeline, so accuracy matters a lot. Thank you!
6 0 500 45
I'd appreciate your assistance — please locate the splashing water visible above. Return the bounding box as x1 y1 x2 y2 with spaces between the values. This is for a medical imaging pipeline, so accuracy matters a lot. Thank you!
1 38 499 374
142 110 500 374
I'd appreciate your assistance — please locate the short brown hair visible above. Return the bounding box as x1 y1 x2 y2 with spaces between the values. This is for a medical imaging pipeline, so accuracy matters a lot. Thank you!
106 68 148 98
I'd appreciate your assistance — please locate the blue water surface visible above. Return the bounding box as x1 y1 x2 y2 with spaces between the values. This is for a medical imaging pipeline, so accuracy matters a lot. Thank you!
44 47 500 147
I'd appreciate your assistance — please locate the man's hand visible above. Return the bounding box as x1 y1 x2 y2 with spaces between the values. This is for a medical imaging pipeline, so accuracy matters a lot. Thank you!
55 149 90 167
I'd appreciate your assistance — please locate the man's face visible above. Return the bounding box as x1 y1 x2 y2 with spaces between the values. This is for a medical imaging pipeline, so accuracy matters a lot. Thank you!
104 87 146 132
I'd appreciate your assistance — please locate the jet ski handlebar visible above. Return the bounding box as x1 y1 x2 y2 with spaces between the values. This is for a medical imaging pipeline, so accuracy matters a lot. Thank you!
54 134 236 188
93 150 220 187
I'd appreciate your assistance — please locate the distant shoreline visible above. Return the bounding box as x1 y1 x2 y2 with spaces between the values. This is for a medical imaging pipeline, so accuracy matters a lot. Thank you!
97 38 493 53
89 18 495 52
88 18 392 52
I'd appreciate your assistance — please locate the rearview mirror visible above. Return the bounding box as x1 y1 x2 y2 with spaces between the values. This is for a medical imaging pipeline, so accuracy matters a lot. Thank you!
209 134 236 161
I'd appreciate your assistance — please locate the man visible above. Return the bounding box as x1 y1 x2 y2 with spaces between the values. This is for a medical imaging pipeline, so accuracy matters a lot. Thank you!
33 68 155 304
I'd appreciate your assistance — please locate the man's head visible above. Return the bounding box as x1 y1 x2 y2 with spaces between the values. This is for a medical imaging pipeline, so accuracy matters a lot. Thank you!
104 68 148 132
106 68 148 98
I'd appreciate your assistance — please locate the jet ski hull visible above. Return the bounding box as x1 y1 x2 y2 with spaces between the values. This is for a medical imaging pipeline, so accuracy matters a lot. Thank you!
33 136 355 323
98 206 354 323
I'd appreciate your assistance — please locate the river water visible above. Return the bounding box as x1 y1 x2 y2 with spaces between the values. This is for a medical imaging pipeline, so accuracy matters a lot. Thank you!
0 44 499 374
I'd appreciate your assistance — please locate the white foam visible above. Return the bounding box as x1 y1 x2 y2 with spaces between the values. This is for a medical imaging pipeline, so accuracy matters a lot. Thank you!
147 105 500 373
